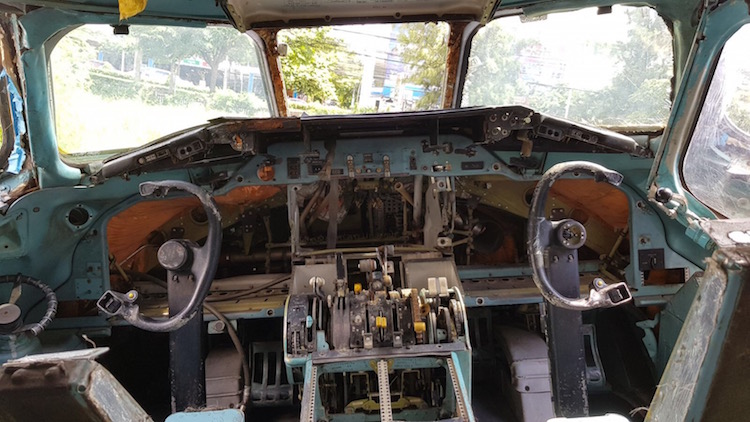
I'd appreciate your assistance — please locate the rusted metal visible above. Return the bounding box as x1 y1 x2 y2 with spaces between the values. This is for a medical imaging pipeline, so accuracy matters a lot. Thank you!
107 185 280 273
479 0 499 24
0 19 21 98
457 176 629 258
443 21 469 109
0 348 153 421
212 117 300 133
255 28 288 117
700 254 750 422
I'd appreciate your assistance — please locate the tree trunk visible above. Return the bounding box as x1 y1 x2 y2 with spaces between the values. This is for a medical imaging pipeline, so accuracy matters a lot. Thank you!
209 66 219 93
223 58 229 91
134 49 142 81
170 62 179 93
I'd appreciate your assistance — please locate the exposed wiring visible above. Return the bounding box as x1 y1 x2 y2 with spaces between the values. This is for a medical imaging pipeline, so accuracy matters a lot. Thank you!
109 253 130 282
82 334 97 348
300 245 435 257
120 270 290 303
128 271 167 288
299 182 326 237
205 274 290 303
9 275 62 333
629 406 649 417
118 244 158 267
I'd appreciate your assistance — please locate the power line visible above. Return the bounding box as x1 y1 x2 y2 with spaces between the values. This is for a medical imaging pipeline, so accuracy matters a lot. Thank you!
330 28 401 42
283 38 441 70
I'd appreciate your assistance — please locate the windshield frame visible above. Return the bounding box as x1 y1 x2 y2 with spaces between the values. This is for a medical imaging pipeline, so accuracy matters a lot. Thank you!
16 2 690 188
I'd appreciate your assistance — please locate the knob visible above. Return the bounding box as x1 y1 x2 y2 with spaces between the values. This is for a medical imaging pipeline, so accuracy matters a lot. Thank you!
157 240 192 271
556 219 587 249
654 187 674 204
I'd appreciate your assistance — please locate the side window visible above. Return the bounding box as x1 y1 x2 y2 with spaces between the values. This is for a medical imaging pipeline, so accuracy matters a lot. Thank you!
683 25 750 218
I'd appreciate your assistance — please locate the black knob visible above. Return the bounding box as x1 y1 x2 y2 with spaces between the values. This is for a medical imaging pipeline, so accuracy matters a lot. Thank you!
157 240 192 271
654 187 674 204
556 219 587 249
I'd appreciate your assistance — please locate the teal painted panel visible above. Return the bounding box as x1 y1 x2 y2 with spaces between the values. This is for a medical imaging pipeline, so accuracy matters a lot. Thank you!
165 409 244 422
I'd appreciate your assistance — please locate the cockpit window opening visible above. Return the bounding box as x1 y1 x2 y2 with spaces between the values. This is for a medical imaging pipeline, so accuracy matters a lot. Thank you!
277 22 450 116
683 24 750 219
50 24 273 160
462 5 673 129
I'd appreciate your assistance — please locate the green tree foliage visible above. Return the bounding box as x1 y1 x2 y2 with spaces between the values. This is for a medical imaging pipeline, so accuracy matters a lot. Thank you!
136 27 194 90
137 27 194 69
332 50 363 107
397 23 449 109
279 28 364 106
279 28 339 102
728 88 750 133
136 27 257 92
578 8 673 125
190 27 256 92
462 25 524 107
51 24 271 154
96 32 138 72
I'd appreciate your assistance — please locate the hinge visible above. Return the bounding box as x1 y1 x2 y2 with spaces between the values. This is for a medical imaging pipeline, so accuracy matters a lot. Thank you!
648 184 714 249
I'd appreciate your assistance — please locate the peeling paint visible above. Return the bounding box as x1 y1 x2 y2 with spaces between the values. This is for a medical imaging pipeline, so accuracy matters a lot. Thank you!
442 21 468 109
255 28 288 117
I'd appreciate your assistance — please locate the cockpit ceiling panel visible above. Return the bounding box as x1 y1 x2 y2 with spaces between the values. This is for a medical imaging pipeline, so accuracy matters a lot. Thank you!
222 0 490 29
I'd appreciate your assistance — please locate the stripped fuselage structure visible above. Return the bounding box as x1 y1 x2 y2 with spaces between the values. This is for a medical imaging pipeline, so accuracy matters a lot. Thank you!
0 0 749 421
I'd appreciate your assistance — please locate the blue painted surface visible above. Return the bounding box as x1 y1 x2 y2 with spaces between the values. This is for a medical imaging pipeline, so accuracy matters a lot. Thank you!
2 70 26 174
0 4 731 420
0 131 701 324
165 409 244 422
657 277 699 374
